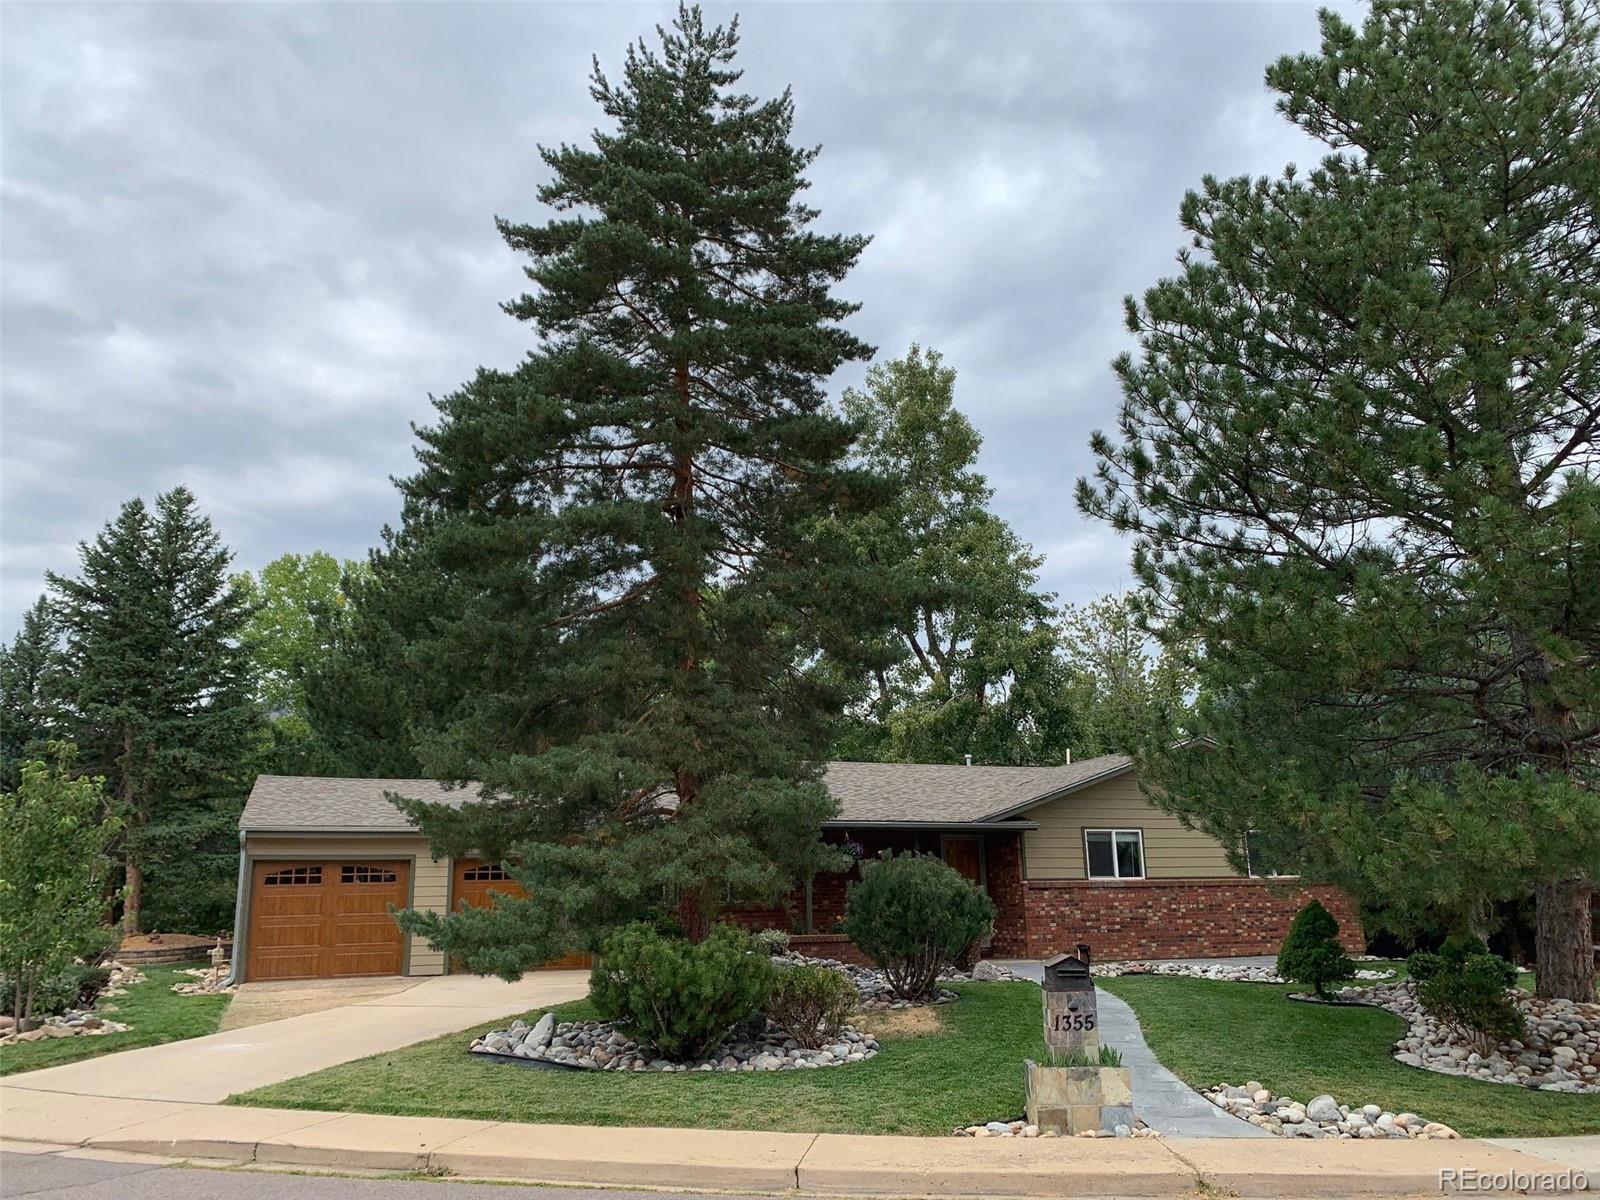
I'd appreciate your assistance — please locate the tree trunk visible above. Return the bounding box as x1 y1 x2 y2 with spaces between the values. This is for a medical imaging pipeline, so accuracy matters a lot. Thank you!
1534 873 1595 1001
122 857 143 936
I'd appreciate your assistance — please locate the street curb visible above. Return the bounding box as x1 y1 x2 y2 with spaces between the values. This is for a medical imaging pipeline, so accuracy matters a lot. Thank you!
3 1086 1593 1197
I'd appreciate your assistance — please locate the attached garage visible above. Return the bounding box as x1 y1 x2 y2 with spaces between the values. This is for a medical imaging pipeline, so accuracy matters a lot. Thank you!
246 860 409 981
452 858 592 972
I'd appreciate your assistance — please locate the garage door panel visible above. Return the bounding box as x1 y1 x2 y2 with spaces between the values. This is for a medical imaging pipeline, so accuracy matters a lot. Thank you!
452 859 592 972
246 859 408 982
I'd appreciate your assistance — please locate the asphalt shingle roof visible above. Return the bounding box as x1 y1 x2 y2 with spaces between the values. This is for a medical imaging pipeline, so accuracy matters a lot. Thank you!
240 754 1134 833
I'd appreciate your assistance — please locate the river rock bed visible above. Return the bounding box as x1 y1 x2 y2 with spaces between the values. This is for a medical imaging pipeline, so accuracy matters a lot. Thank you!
951 1117 1161 1139
470 1011 880 1072
1205 1083 1459 1139
1091 960 1394 984
172 964 237 996
770 951 1019 1009
0 1010 131 1044
1337 979 1599 1094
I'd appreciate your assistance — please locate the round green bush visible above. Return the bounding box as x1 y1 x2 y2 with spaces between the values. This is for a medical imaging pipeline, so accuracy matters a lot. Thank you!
1407 940 1523 1053
1276 898 1357 998
766 963 857 1049
841 852 996 1000
589 922 775 1060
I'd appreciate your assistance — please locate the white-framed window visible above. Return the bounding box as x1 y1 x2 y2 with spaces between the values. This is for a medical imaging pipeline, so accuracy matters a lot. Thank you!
1084 829 1144 880
1243 830 1298 879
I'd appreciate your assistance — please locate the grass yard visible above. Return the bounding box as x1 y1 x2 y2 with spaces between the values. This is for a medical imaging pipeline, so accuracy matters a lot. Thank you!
1100 975 1600 1138
232 982 1046 1136
0 965 232 1078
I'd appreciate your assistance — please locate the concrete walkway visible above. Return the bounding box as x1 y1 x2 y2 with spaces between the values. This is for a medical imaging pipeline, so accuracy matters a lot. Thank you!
1 1093 1591 1197
994 960 1267 1138
7 970 589 1103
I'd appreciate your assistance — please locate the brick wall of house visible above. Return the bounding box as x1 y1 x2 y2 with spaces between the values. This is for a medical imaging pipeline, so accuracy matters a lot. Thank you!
1020 878 1365 961
984 832 1028 957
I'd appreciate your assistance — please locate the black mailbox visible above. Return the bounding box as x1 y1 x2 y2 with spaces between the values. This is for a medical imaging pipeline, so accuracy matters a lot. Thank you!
1042 953 1092 992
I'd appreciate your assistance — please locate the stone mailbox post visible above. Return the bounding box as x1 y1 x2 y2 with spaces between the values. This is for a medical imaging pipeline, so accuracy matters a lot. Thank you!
1041 952 1098 1059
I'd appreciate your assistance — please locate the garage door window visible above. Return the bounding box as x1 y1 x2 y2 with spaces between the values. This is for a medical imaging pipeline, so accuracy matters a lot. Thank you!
341 864 398 884
264 866 322 886
461 864 511 881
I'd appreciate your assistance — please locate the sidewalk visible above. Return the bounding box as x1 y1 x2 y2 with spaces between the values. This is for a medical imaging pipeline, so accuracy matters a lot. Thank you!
6 970 589 1103
2 1084 1593 1196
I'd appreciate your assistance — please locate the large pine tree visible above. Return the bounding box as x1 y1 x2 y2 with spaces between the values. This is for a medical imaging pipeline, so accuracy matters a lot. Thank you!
0 597 63 791
1080 0 1600 998
49 487 259 933
392 6 884 972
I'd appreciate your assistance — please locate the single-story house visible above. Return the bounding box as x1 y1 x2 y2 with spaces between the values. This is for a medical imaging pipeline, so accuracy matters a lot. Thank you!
230 754 1363 983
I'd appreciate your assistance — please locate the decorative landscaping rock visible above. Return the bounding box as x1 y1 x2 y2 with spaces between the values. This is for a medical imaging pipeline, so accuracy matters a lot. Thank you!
769 950 1016 1009
98 960 145 998
952 1116 1160 1139
1091 960 1394 984
1203 1084 1458 1139
0 1007 130 1046
172 965 236 996
469 1013 880 1072
1337 979 1600 1094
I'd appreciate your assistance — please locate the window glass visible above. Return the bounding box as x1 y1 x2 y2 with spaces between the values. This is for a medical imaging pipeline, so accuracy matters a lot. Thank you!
1115 831 1144 878
1245 830 1293 878
1085 831 1115 878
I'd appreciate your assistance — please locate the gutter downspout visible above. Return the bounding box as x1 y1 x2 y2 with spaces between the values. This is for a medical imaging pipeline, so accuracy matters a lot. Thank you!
224 829 248 986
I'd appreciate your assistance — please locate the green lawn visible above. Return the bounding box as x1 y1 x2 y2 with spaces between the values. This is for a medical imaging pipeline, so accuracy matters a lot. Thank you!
1 965 233 1078
233 982 1047 1136
1100 975 1599 1138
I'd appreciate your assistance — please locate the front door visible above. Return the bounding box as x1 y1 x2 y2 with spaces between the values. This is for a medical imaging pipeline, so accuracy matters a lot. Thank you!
942 836 984 885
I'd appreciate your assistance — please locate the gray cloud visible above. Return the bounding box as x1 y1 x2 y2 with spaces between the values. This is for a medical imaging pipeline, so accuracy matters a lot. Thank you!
1 1 1355 634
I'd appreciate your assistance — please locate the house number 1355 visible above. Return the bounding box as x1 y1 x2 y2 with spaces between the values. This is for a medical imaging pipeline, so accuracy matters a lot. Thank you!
1051 1012 1096 1032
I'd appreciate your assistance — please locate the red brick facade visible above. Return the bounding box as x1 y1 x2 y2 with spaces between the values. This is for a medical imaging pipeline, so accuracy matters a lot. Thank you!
1019 878 1364 961
728 828 1365 964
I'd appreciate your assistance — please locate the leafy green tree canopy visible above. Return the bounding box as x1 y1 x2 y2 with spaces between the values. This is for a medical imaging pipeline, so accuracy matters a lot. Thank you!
1080 0 1600 998
0 746 122 1025
830 346 1080 765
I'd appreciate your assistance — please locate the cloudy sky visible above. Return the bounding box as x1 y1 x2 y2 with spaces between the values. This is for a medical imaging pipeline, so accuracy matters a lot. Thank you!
1 1 1355 637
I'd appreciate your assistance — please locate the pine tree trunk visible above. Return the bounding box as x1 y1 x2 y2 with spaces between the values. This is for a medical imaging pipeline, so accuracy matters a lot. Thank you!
122 857 143 936
1534 873 1595 1001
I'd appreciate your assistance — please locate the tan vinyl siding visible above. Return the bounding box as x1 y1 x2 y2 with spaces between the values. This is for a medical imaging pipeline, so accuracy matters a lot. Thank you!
243 833 450 976
1022 772 1238 880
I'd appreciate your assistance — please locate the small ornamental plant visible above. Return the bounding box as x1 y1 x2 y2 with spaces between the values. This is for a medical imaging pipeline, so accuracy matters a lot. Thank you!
842 852 996 1000
1275 899 1357 999
1408 938 1524 1054
589 923 774 1060
765 963 856 1049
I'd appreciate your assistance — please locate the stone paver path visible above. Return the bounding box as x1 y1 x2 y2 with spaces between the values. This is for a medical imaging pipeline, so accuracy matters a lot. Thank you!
994 960 1268 1138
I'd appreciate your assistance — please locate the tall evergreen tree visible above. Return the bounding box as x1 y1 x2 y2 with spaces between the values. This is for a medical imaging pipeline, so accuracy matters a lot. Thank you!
0 597 63 791
1080 0 1600 997
829 347 1082 765
48 488 260 933
392 5 884 972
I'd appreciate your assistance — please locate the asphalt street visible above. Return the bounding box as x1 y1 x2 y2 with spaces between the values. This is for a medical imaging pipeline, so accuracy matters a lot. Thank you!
0 1152 768 1200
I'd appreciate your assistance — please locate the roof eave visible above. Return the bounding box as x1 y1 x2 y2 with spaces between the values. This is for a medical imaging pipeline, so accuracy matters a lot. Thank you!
822 819 1040 832
974 759 1137 823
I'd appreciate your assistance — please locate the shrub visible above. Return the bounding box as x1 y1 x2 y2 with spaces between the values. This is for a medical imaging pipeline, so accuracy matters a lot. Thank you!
1276 899 1357 998
0 963 112 1019
753 928 791 955
589 922 775 1060
841 852 997 1000
766 964 856 1049
1408 940 1524 1054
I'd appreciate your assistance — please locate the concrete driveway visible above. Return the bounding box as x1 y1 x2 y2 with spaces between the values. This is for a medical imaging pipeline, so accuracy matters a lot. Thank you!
4 971 589 1104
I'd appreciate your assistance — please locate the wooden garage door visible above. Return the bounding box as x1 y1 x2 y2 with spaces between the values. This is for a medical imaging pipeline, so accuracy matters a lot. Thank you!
246 860 408 981
453 859 592 971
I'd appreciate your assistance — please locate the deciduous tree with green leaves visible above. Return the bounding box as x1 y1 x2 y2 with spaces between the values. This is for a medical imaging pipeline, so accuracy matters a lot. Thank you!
391 5 885 974
48 488 259 934
1056 593 1194 757
1080 0 1600 998
829 346 1083 766
0 747 122 1027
